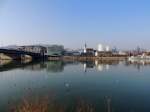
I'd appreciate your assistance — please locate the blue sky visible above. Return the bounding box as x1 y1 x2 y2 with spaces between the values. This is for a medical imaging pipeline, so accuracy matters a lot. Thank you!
0 0 150 49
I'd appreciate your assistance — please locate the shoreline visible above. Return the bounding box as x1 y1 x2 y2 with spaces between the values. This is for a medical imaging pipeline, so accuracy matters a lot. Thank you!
0 54 127 61
48 56 127 61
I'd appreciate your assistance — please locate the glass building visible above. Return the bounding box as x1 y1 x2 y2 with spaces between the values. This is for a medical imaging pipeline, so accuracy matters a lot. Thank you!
45 45 64 56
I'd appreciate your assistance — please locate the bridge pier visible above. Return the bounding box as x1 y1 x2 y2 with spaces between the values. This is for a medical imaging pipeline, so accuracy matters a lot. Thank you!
21 54 32 60
0 49 47 61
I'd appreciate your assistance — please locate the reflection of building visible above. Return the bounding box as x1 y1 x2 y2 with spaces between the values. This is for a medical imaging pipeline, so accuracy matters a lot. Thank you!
127 59 150 70
83 61 95 72
105 96 112 112
97 64 104 71
23 62 46 71
95 60 110 71
45 61 64 72
82 60 122 72
106 64 110 70
83 63 87 72
21 61 64 72
95 63 108 71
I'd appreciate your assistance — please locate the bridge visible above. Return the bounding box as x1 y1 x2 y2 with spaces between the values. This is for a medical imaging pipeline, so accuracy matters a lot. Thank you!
0 48 46 60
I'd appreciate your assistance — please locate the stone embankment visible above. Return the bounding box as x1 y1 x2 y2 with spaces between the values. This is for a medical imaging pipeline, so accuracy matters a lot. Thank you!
0 53 12 60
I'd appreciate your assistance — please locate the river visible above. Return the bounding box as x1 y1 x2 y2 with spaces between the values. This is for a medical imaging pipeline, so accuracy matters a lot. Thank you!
0 60 150 112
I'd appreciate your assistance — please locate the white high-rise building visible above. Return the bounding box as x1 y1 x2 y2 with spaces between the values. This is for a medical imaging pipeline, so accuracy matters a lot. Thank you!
105 46 110 51
98 44 104 52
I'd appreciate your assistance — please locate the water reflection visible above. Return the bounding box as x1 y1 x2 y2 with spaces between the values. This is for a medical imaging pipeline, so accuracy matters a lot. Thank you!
10 93 114 112
125 60 150 70
1 59 150 72
105 96 112 112
95 60 110 71
0 61 65 73
45 61 64 73
1 59 150 112
83 60 120 72
0 60 12 66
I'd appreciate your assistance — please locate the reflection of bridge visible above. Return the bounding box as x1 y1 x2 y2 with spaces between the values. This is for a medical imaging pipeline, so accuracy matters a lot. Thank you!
0 60 65 72
0 49 45 60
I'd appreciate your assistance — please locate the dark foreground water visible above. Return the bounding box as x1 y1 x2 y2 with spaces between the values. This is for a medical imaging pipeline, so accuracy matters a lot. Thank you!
0 60 150 112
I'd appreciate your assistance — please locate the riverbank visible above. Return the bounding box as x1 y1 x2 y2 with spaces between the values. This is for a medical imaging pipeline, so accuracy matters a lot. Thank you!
48 56 127 61
0 54 127 62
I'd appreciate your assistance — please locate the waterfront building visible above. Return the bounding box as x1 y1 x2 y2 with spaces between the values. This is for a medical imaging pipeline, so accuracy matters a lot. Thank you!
64 50 81 56
19 45 47 54
45 45 64 56
86 48 95 55
106 46 110 51
118 51 127 55
95 51 98 56
96 44 112 57
112 47 118 53
95 51 113 57
98 44 104 52
82 43 95 56
82 48 95 56
19 45 64 56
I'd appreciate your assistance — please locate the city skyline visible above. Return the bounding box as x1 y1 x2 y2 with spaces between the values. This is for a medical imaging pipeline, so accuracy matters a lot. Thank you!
0 0 150 49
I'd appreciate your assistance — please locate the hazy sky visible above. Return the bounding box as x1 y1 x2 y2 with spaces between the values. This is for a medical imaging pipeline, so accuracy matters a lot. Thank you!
0 0 150 49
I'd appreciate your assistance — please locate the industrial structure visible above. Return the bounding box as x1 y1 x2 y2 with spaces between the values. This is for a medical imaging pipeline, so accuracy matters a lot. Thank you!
0 43 135 61
0 45 64 60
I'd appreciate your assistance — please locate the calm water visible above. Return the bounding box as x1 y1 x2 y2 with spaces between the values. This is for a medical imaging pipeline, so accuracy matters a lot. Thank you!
0 60 150 112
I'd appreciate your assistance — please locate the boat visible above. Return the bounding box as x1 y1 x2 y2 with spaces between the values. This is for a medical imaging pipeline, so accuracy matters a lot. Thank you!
128 53 150 62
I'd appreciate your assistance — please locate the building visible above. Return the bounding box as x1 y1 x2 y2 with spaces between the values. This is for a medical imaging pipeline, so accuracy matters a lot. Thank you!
82 43 95 56
97 44 111 52
18 45 64 56
98 44 104 52
64 50 81 56
45 45 64 56
105 46 110 51
19 45 47 54
86 48 95 55
95 51 113 57
95 44 112 57
82 48 95 56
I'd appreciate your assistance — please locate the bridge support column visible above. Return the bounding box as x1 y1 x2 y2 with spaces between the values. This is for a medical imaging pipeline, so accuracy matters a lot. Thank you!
21 54 32 62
